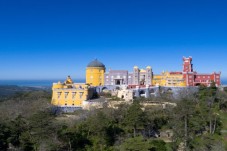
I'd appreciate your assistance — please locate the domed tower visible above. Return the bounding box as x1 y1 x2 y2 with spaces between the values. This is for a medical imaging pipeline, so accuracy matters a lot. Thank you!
86 59 106 86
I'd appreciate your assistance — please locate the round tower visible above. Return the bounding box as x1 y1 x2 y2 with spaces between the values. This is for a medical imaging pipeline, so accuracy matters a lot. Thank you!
86 59 106 86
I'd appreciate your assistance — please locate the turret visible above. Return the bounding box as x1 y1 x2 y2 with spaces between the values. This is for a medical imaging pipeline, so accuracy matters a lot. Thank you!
183 56 193 72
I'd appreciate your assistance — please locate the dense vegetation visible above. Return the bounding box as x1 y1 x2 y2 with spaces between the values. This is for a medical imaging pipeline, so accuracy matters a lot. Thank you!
0 84 227 151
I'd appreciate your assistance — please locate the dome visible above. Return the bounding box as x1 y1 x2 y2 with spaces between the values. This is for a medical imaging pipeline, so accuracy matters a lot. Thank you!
52 82 64 89
87 59 105 68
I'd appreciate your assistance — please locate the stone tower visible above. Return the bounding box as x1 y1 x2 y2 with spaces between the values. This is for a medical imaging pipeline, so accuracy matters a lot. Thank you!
86 59 106 86
133 66 140 85
183 57 193 72
145 66 152 85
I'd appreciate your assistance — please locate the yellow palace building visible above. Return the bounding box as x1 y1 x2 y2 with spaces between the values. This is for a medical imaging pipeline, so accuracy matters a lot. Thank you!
51 76 94 109
153 71 186 87
86 59 106 86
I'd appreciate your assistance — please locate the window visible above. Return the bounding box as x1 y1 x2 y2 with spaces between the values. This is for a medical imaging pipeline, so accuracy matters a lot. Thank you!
106 76 109 78
72 92 76 99
79 92 84 99
129 76 131 78
64 92 69 99
57 92 61 99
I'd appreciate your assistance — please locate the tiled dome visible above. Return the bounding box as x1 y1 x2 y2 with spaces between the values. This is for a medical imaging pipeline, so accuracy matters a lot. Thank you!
87 59 105 68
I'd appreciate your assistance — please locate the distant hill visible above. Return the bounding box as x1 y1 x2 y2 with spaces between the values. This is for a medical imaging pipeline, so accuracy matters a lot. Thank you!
0 85 51 98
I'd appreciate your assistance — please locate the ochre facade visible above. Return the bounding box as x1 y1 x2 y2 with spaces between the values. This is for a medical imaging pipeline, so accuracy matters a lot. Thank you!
52 76 94 107
86 67 105 86
86 59 106 86
153 71 186 87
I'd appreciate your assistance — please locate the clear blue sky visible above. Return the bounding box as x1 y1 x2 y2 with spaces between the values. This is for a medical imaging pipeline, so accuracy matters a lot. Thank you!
0 0 226 80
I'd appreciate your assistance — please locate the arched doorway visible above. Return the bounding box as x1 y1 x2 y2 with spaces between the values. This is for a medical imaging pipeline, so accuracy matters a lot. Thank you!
116 80 121 85
195 83 201 86
102 87 108 91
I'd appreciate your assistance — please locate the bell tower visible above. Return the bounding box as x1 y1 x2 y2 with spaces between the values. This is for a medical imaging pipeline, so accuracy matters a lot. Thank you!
183 57 193 72
133 66 140 85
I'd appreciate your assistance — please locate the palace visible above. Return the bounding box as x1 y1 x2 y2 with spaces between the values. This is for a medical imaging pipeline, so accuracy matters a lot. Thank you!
84 57 221 87
104 66 152 86
153 71 186 87
182 57 221 87
51 56 221 111
51 76 95 110
153 57 221 87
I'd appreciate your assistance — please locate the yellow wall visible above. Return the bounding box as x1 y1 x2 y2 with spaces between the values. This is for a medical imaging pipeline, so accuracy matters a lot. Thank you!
153 72 186 87
52 83 93 107
86 67 105 86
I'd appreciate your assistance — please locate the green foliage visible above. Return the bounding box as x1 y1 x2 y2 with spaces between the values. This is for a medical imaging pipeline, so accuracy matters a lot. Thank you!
0 122 10 151
123 101 147 137
189 134 225 151
58 125 91 151
120 136 152 151
8 115 28 147
198 82 217 101
120 136 167 151
149 140 167 151
20 131 35 151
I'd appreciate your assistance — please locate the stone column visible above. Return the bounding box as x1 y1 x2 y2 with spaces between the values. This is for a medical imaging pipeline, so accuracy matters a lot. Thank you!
135 86 140 97
145 85 150 98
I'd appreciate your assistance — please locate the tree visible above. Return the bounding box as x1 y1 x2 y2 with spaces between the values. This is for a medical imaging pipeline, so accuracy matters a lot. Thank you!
8 115 29 148
58 125 91 151
120 136 152 151
120 136 167 151
170 99 197 150
0 122 10 151
149 140 167 151
123 101 147 137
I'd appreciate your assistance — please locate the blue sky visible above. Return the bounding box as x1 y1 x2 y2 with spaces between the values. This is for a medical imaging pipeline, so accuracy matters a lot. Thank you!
0 0 226 80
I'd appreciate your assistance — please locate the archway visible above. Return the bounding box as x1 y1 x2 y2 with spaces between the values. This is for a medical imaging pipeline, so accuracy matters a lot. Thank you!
139 90 145 95
116 80 121 85
102 87 108 91
195 83 201 86
167 88 172 93
150 89 155 93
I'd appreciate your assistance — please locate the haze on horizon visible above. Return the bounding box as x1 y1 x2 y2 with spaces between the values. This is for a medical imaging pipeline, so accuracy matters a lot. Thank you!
0 0 226 80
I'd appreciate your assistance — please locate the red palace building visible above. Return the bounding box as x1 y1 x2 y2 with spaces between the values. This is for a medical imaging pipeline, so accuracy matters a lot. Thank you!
182 57 221 87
